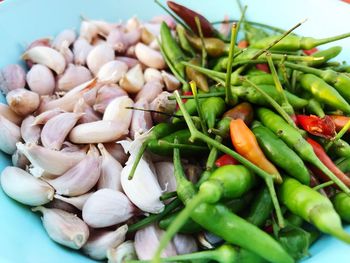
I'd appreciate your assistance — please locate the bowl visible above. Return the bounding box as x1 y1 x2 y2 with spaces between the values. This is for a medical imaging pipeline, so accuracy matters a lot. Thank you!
0 0 350 262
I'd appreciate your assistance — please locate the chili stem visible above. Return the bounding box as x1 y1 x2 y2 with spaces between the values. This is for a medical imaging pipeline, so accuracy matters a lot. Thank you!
126 107 183 118
190 81 208 134
168 92 225 100
225 23 238 105
313 181 334 191
278 56 292 92
160 191 177 201
128 140 149 180
325 119 350 151
194 16 207 67
158 140 208 151
236 4 248 38
206 135 222 170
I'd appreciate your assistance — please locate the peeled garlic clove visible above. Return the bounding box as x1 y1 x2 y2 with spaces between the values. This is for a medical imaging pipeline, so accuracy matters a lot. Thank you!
0 116 21 155
119 64 144 93
16 142 85 176
21 115 41 144
149 39 160 51
73 37 93 65
52 29 77 50
80 20 99 43
144 68 163 84
26 64 55 95
107 28 127 53
22 46 66 74
6 88 40 117
107 241 137 263
141 26 155 45
87 19 118 37
103 95 133 121
125 45 136 57
74 98 101 124
126 16 140 32
87 43 115 76
93 84 127 113
123 29 141 46
134 224 177 260
54 192 93 210
69 119 129 144
130 98 152 139
150 91 176 123
97 143 123 191
32 206 89 249
155 162 176 193
82 189 134 228
135 80 164 103
59 40 74 64
57 64 92 91
173 234 198 255
115 56 139 69
12 149 30 169
48 145 101 196
120 142 164 213
161 71 180 91
83 224 128 260
33 108 64 125
134 43 165 69
1 166 54 206
97 60 128 84
41 112 82 150
104 142 128 165
0 64 26 94
27 38 51 50
0 103 23 125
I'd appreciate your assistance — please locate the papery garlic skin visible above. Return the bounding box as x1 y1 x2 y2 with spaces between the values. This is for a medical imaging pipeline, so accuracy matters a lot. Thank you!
32 206 89 249
1 166 54 206
107 241 137 263
0 116 21 155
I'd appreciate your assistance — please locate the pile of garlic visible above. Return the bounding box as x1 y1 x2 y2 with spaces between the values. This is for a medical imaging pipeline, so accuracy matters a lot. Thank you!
0 15 198 262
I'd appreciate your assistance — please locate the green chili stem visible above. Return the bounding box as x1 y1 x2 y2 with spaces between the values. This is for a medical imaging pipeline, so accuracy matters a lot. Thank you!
278 58 292 92
158 140 208 151
225 23 238 105
190 81 208 134
168 92 225 100
266 177 285 228
128 139 149 180
325 119 350 151
313 181 334 191
173 90 285 227
131 250 217 263
242 77 297 129
206 135 222 170
127 198 181 233
126 107 183 118
194 16 207 67
160 191 177 201
236 5 247 39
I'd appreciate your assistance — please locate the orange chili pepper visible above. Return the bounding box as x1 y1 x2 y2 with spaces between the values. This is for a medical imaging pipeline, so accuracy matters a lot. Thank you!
230 119 282 183
330 115 350 132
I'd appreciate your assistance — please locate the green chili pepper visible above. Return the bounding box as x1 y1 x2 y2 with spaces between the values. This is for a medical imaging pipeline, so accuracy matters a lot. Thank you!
279 177 350 243
159 212 202 234
223 102 254 126
307 98 325 117
307 46 342 67
336 157 350 173
201 97 226 129
243 22 270 44
299 74 350 113
257 107 350 194
332 192 350 223
176 24 196 56
328 139 350 159
173 97 198 123
251 32 350 51
186 57 209 92
160 22 186 78
252 121 310 184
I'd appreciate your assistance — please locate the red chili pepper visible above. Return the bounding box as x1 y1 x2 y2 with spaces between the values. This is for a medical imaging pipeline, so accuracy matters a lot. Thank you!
307 137 350 187
329 115 350 132
296 115 336 139
167 1 215 37
215 154 239 167
255 63 270 73
238 40 249 49
303 47 318 55
176 91 193 110
264 224 273 234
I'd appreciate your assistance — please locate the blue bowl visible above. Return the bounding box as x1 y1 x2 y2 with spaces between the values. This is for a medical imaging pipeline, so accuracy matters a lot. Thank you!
0 0 350 262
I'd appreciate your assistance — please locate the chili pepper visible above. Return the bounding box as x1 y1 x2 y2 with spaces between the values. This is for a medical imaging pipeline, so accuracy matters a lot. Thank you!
243 22 270 45
256 63 270 73
160 22 186 78
173 97 197 123
223 102 254 126
279 176 350 243
336 157 350 173
176 24 196 56
201 97 226 129
332 192 350 223
306 137 350 187
251 32 350 51
257 107 350 194
185 31 227 57
185 57 209 92
212 117 232 138
296 115 336 139
159 212 202 234
307 46 342 67
303 47 318 55
215 154 239 167
252 121 310 184
328 138 350 159
299 74 350 113
245 186 273 227
330 115 350 132
167 1 216 37
230 119 282 183
238 39 249 48
306 98 325 117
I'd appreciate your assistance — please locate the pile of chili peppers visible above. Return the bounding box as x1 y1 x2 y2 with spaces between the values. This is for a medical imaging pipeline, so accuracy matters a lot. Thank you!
127 1 350 262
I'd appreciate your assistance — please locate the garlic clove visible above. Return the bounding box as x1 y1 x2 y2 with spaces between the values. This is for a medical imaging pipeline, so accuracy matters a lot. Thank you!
141 26 155 45
150 91 176 123
26 64 55 95
61 141 88 153
134 224 177 260
22 46 66 74
107 241 137 263
16 142 86 176
83 224 128 260
155 161 176 193
33 108 65 125
0 115 21 155
149 39 160 51
12 149 30 169
161 71 180 91
144 68 163 84
1 166 54 206
82 189 134 228
125 45 136 58
103 142 128 166
0 103 23 125
134 43 165 69
74 98 101 124
0 64 26 94
130 98 153 139
86 18 118 37
115 56 139 69
54 192 93 210
86 43 115 76
59 40 74 64
47 145 101 196
52 29 77 51
97 143 123 191
173 234 198 255
102 95 133 122
119 64 145 93
123 29 141 46
80 20 99 43
73 37 93 65
32 206 89 249
107 28 128 53
125 17 141 32
134 80 164 103
97 60 128 84
46 198 79 214
150 15 176 29
21 115 41 144
57 64 92 91
6 88 40 117
93 84 127 113
26 38 51 50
